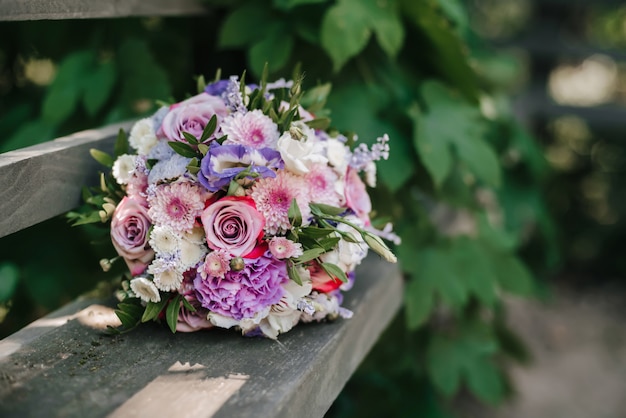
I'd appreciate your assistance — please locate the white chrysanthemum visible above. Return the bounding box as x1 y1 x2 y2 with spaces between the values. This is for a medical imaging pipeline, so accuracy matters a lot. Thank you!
112 154 137 185
129 118 158 155
130 277 161 303
149 225 181 255
148 258 184 292
183 227 206 244
179 238 207 269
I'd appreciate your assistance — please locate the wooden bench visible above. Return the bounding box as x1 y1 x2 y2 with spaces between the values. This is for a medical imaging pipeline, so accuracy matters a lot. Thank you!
0 3 404 417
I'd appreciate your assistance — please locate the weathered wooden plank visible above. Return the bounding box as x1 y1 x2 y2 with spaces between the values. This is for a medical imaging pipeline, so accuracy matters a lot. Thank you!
0 0 208 21
0 121 134 239
0 254 403 418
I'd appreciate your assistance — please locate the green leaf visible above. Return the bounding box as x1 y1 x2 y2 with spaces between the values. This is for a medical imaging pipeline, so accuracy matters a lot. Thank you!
301 83 332 113
402 0 480 101
83 60 116 117
198 143 210 155
182 132 199 145
248 25 294 76
181 296 197 313
450 238 497 307
118 302 145 319
166 294 181 333
492 254 535 296
0 262 20 302
90 149 115 167
288 198 302 227
168 141 198 158
200 114 218 142
405 277 434 329
366 0 405 57
114 128 129 157
299 226 335 239
142 297 169 322
293 248 326 264
219 3 276 48
465 358 505 404
413 81 500 188
426 335 463 395
287 261 303 285
321 262 348 283
321 1 372 71
42 50 95 124
417 247 467 309
305 117 331 130
310 202 345 217
273 0 327 10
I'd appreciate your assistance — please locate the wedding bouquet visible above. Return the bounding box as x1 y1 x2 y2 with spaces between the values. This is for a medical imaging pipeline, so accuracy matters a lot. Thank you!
71 73 398 339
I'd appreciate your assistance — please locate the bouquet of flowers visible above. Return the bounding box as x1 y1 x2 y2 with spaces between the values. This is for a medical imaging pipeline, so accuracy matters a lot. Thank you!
71 73 398 339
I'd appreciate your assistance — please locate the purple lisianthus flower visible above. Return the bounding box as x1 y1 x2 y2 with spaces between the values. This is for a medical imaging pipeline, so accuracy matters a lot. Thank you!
194 251 288 320
198 142 283 192
205 79 230 96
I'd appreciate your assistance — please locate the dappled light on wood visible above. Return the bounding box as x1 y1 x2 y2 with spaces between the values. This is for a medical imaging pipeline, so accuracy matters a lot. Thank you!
110 363 249 418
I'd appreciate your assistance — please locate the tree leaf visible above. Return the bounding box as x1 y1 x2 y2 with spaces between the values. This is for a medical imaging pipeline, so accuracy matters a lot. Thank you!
465 358 505 404
248 25 294 76
492 254 535 296
219 3 276 48
405 277 433 329
321 1 372 72
273 0 327 10
83 60 116 117
366 0 405 57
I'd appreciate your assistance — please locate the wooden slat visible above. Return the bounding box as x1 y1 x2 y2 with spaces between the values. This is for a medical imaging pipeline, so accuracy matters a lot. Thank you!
0 254 403 418
0 0 207 21
0 121 134 239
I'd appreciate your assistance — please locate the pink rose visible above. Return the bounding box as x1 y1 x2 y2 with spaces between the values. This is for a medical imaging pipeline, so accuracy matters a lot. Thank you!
344 167 372 224
111 196 154 275
160 93 229 143
201 196 266 258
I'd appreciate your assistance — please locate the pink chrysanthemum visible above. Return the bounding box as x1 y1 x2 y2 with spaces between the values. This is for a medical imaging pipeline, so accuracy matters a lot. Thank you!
148 182 209 232
251 171 311 235
200 250 231 279
221 109 280 149
304 163 341 207
269 237 303 259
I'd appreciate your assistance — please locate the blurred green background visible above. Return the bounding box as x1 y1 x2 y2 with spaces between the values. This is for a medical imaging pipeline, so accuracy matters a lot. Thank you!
2 0 626 416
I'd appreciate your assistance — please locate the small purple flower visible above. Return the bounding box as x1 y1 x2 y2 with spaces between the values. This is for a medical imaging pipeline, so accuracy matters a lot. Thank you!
194 251 288 320
198 142 283 192
205 79 230 96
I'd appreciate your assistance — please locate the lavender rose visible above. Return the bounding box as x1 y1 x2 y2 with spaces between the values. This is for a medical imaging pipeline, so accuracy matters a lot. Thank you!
111 196 154 275
194 251 288 320
177 274 213 332
160 93 229 143
201 196 265 258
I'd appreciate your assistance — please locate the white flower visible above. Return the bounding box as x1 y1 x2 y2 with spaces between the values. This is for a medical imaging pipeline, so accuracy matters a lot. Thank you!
148 257 184 292
149 225 181 255
320 216 368 272
183 227 206 244
208 312 240 329
129 118 158 155
130 277 161 303
277 121 327 175
325 138 349 174
112 154 137 185
364 160 377 188
179 238 207 269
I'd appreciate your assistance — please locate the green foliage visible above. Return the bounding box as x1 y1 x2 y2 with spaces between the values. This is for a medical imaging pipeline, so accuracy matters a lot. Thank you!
0 2 556 416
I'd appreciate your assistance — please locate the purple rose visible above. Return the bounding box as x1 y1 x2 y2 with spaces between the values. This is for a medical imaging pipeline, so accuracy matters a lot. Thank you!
194 251 288 320
110 197 154 275
160 93 229 143
177 274 213 332
201 196 265 258
198 142 283 192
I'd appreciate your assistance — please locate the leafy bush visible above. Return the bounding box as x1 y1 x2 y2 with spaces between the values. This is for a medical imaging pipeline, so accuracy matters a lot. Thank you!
0 1 556 415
